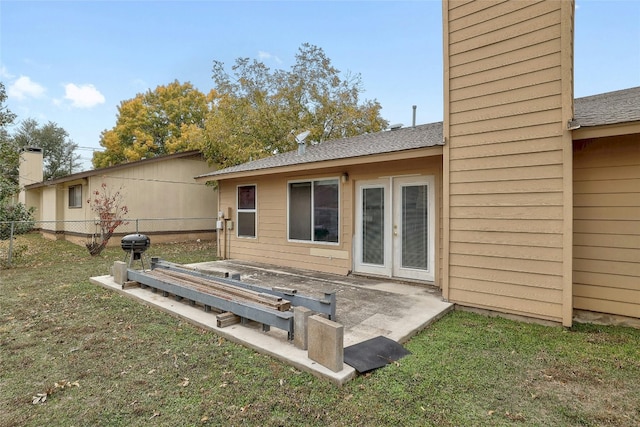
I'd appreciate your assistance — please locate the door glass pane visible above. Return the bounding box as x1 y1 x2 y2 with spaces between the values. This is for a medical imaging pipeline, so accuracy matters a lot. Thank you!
402 185 428 269
362 187 384 265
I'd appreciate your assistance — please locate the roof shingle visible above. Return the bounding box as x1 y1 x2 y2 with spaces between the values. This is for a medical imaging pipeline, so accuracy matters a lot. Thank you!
197 122 443 179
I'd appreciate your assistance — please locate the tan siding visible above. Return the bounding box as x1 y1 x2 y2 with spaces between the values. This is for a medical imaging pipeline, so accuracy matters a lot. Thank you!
451 178 563 194
450 230 563 247
451 265 562 289
450 123 559 147
444 0 573 324
218 156 442 278
573 137 640 319
451 94 560 126
450 23 561 68
449 288 562 320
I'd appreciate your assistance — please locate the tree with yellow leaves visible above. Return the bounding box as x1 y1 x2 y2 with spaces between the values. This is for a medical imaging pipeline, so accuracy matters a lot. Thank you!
92 80 210 168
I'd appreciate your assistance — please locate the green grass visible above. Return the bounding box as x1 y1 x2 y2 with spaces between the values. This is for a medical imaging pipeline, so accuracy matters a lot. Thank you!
1 234 639 426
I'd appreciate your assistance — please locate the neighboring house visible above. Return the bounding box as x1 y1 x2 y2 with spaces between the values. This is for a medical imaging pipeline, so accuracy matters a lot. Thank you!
21 150 218 245
196 0 639 327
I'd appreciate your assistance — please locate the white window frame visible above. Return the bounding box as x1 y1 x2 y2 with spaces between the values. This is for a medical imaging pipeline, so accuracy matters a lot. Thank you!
287 177 340 245
236 184 257 238
68 185 82 208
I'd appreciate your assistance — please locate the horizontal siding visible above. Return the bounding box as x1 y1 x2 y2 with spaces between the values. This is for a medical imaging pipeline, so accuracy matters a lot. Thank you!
445 0 567 323
450 123 559 147
219 156 442 279
451 178 563 194
449 288 562 321
450 230 563 247
573 137 640 319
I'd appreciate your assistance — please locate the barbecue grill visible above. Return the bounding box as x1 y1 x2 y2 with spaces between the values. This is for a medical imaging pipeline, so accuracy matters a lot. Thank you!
122 233 150 268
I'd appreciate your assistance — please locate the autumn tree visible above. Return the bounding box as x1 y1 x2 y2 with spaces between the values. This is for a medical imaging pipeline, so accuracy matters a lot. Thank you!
203 43 388 168
93 80 209 168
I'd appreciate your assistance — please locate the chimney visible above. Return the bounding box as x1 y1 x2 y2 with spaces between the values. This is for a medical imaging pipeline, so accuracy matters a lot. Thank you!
18 147 44 204
298 141 306 155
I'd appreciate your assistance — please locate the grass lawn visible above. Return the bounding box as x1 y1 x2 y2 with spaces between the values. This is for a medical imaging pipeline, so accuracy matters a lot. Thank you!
1 234 639 426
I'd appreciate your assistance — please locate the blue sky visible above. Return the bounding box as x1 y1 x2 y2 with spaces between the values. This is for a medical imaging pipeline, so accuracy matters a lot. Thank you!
1 0 639 170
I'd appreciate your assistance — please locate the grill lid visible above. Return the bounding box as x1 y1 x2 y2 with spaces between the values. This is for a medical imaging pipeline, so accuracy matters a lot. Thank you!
121 233 150 253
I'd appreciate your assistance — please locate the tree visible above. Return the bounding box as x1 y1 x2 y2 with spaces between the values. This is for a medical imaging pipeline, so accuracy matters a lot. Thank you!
0 83 34 240
0 82 16 127
93 80 209 168
203 43 388 168
11 118 80 180
0 82 19 201
85 182 129 256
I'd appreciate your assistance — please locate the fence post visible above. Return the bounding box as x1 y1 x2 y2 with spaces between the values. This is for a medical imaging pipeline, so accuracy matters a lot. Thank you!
136 219 139 233
8 221 15 266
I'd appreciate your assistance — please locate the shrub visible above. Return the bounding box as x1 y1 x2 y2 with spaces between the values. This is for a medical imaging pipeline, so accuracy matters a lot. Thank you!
0 202 35 240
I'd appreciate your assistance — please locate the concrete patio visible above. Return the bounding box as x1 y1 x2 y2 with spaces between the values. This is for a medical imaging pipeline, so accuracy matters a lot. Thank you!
90 259 453 385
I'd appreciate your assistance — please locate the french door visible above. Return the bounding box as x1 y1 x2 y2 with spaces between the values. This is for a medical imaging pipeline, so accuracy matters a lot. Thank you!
354 176 435 281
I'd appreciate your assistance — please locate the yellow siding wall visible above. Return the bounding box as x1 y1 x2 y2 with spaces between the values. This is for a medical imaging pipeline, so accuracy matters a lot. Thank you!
443 0 574 323
218 156 442 278
573 136 640 318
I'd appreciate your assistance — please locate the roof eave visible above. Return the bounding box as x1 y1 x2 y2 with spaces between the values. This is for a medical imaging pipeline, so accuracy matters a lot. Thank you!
572 120 640 140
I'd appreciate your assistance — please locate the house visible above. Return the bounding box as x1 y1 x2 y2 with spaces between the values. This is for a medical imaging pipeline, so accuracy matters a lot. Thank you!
196 0 639 327
21 150 218 245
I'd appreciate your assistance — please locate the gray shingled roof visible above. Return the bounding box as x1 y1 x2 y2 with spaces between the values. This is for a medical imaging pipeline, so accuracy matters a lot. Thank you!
574 86 640 127
198 121 443 178
198 86 639 180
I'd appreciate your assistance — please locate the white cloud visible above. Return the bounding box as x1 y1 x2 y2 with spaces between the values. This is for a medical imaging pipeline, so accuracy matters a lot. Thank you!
0 66 14 79
8 75 46 100
258 50 282 64
63 83 105 108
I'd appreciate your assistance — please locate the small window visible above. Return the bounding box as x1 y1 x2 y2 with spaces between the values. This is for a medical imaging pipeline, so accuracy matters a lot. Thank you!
69 185 82 208
288 178 339 243
237 185 256 238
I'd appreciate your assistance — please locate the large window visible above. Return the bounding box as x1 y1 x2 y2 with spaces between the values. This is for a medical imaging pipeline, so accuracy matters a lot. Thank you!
68 185 82 208
237 185 256 238
288 179 339 243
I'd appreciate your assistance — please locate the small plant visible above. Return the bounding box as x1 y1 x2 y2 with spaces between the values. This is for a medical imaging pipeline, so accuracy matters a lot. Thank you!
86 182 128 256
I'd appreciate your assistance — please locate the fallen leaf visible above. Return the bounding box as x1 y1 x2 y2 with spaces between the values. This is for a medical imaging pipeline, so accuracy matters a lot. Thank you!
148 369 156 375
279 379 284 386
32 393 47 405
149 411 160 419
180 377 190 387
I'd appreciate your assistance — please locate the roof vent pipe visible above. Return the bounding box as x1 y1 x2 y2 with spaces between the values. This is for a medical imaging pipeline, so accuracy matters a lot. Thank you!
294 130 311 155
412 105 417 128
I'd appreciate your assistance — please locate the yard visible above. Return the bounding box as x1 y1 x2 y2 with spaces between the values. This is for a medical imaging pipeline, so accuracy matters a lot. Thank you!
1 234 638 426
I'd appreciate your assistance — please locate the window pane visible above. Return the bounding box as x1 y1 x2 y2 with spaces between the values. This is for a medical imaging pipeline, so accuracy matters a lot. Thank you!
237 212 256 237
289 182 311 240
314 180 338 242
69 186 82 208
238 186 255 209
362 187 384 265
402 185 428 269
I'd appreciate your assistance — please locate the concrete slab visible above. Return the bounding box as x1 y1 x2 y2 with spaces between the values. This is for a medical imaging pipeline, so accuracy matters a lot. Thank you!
90 259 453 385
